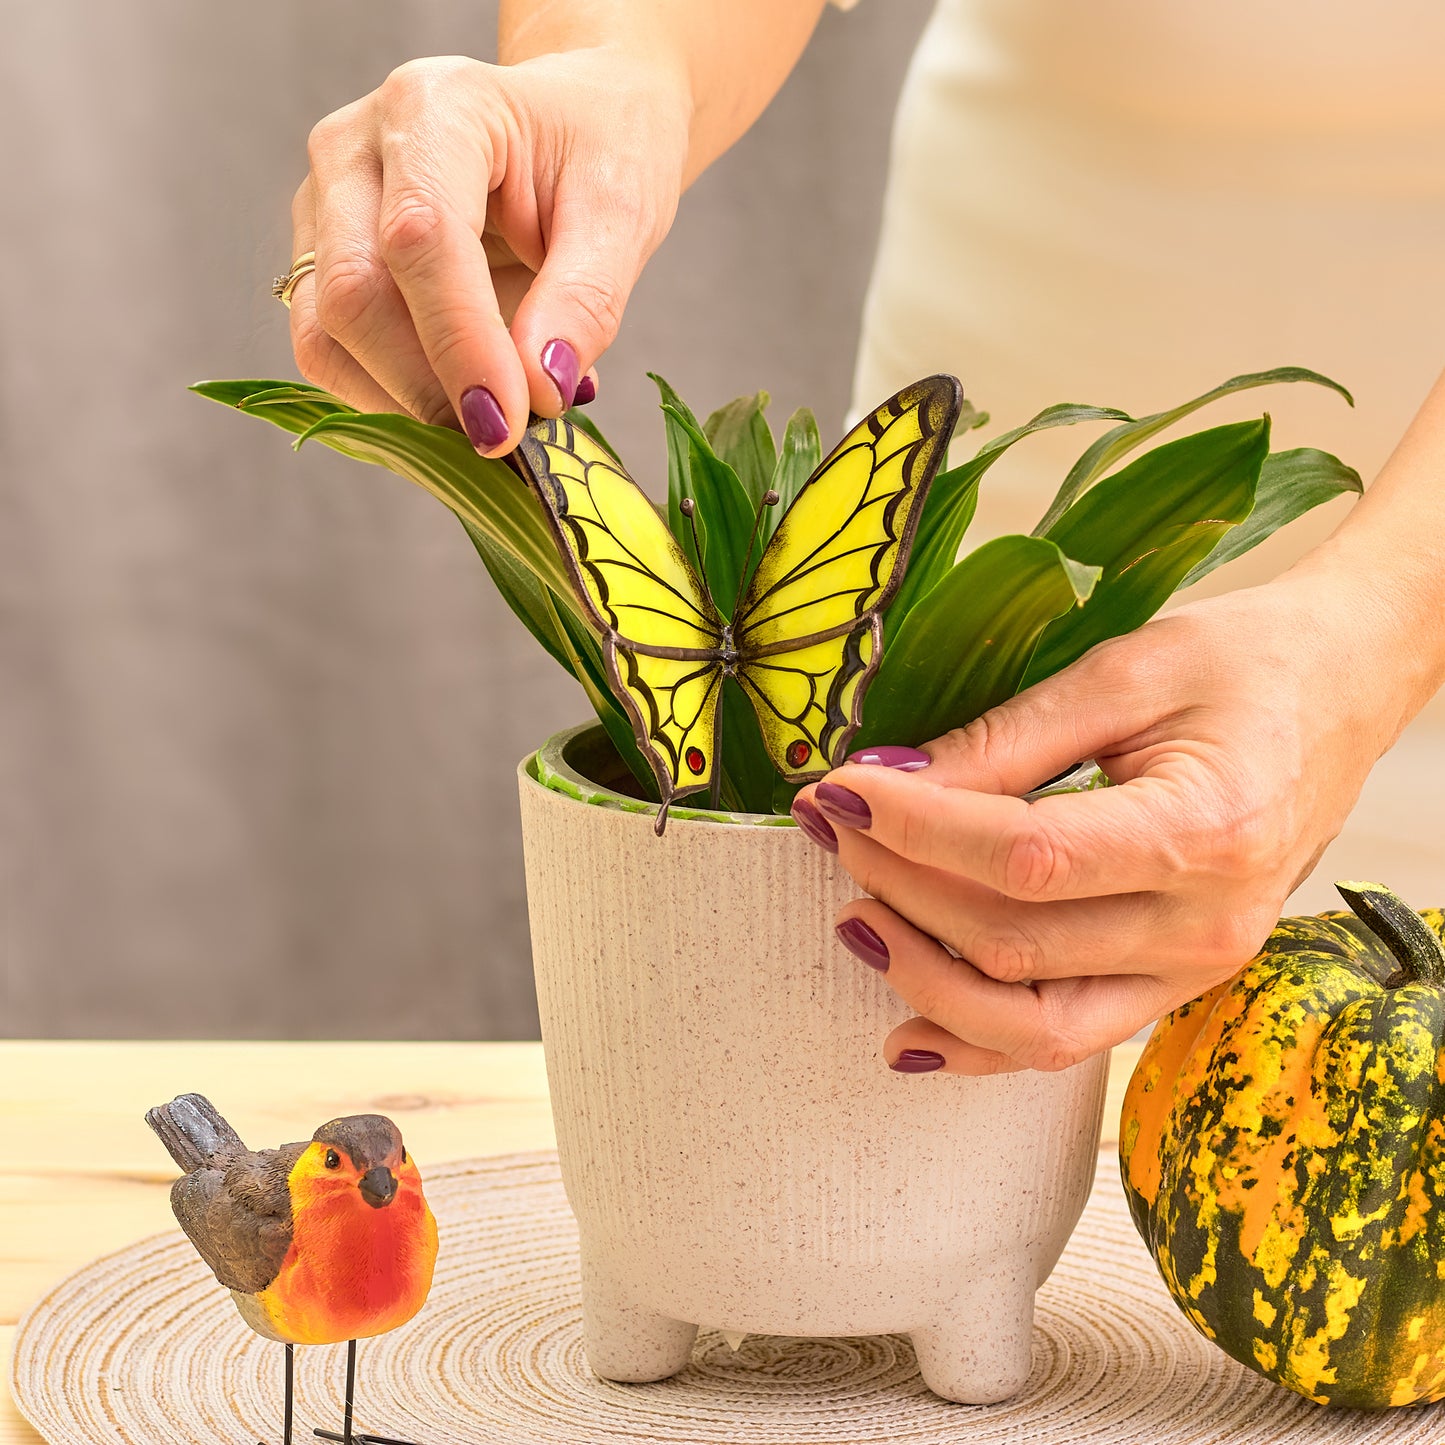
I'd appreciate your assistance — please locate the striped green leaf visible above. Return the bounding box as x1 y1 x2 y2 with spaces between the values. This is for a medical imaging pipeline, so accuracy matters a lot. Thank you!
1024 419 1269 685
1179 446 1363 589
858 535 1101 748
1032 365 1352 536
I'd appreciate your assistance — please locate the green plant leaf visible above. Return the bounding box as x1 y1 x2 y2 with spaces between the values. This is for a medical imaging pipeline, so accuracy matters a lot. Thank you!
768 406 821 542
1178 446 1363 589
649 373 706 559
198 377 764 811
771 774 805 816
458 517 659 798
1032 366 1352 536
716 678 779 814
858 535 1101 748
547 596 661 801
457 517 574 673
955 398 990 436
883 462 980 644
192 378 341 405
294 410 580 611
1024 418 1269 685
198 385 578 614
886 402 1132 640
192 379 358 434
704 391 776 506
660 404 758 619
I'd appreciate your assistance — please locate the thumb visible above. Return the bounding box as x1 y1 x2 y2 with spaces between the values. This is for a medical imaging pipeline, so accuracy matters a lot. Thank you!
922 642 1161 796
509 179 665 417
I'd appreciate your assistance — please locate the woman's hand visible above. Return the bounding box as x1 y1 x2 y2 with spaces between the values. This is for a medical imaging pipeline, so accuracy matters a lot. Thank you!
791 574 1406 1075
289 50 692 453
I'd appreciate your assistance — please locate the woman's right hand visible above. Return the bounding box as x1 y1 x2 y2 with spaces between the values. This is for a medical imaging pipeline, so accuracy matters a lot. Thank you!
289 49 693 455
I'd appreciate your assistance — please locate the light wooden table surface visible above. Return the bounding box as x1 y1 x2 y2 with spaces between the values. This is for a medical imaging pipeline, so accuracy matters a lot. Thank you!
0 1040 1140 1445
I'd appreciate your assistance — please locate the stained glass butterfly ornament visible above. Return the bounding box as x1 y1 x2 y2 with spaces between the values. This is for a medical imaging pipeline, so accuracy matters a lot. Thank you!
512 374 963 834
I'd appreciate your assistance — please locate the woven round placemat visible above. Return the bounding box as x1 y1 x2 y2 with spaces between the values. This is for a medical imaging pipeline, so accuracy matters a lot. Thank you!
13 1152 1444 1444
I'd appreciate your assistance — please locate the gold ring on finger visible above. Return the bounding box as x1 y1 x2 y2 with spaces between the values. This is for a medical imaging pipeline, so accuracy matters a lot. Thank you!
272 250 317 309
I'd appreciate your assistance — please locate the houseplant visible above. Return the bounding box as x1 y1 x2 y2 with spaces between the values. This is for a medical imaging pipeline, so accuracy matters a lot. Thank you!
198 365 1360 1402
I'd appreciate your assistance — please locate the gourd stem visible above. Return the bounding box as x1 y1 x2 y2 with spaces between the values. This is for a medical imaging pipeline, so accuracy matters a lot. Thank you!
1336 880 1445 987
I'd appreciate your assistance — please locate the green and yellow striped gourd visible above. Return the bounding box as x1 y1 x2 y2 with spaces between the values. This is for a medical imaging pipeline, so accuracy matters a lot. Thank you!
1121 881 1445 1409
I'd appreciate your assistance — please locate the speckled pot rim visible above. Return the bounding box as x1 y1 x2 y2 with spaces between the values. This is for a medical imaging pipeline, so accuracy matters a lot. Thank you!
524 723 1109 832
525 722 794 829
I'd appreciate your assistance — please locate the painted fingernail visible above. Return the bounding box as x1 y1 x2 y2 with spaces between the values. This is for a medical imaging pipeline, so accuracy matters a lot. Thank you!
460 386 508 453
541 338 580 409
847 745 931 772
814 782 872 829
791 796 838 853
836 917 889 972
891 1049 946 1074
573 374 597 406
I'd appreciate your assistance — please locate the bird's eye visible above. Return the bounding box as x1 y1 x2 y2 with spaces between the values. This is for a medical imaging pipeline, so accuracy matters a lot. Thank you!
324 1149 340 1170
401 1149 407 1165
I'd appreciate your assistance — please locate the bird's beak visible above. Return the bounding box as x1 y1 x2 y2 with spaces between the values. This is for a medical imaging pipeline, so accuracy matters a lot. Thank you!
358 1166 398 1208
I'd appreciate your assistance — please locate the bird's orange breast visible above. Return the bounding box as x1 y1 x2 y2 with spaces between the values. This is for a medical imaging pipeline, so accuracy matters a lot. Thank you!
252 1175 438 1346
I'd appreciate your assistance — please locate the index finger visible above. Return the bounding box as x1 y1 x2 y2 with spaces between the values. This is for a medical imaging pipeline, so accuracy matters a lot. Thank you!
805 762 1204 902
839 896 1175 1071
375 117 528 456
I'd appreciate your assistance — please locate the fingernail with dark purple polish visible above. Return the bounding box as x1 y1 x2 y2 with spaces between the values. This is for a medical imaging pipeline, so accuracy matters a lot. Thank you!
541 338 580 409
460 385 508 453
836 917 889 972
791 796 838 853
891 1049 946 1074
573 374 597 406
847 745 931 772
815 782 872 829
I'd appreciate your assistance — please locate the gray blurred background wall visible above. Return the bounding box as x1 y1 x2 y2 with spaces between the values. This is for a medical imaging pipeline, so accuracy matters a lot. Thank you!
1 0 934 1038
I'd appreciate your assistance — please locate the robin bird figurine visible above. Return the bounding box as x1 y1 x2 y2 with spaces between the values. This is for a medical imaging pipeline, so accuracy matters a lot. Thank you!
146 1094 438 1445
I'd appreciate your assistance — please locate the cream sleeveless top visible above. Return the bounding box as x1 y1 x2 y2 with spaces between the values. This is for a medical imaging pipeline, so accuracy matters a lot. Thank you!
852 0 1445 556
846 0 1445 902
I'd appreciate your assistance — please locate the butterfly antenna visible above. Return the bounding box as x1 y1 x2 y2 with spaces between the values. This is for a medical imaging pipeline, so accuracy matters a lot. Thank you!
730 489 780 619
679 498 718 612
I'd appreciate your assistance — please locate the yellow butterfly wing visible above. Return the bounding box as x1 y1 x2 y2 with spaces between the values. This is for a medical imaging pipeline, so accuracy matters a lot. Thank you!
734 375 960 777
735 618 879 777
611 649 724 797
514 418 725 810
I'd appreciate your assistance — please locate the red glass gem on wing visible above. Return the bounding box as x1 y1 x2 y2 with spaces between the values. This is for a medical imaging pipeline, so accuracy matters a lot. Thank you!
685 747 706 775
786 740 813 769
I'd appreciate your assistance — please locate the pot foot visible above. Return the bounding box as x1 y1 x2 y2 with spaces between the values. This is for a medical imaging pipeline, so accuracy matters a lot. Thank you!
910 1273 1035 1405
580 1268 698 1383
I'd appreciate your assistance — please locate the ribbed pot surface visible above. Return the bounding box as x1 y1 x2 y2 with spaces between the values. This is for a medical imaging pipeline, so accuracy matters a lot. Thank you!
518 730 1107 1354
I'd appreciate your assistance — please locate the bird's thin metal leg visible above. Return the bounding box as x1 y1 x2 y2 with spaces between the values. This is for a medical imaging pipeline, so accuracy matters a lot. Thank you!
262 1344 295 1445
312 1340 419 1445
343 1339 356 1445
284 1344 295 1445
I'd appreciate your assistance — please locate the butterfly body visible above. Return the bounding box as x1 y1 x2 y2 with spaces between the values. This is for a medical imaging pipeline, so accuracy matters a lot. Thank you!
515 376 962 829
609 623 739 667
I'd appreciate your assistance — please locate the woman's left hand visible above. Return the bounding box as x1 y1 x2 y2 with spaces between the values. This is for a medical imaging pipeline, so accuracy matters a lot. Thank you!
790 573 1405 1075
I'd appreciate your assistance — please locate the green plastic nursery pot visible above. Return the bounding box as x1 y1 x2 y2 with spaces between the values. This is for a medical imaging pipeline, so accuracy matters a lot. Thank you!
516 722 1110 1405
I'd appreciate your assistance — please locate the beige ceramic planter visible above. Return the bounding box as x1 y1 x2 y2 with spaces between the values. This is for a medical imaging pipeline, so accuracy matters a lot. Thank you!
518 724 1108 1404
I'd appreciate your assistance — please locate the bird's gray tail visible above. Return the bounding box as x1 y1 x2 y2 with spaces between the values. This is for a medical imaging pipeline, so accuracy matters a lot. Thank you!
145 1093 246 1172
